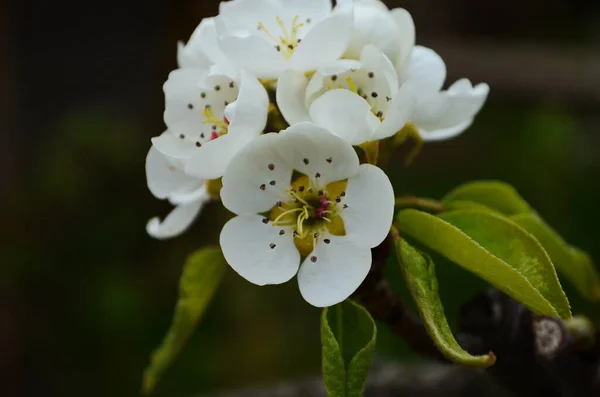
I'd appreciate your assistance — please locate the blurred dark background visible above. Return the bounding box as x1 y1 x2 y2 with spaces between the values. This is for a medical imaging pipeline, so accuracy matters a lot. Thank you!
2 0 600 396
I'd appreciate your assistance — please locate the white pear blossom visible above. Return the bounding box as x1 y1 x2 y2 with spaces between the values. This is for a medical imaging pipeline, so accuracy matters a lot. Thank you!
342 0 414 71
398 46 490 141
214 0 354 79
219 122 394 307
277 45 414 146
145 144 211 239
152 69 269 180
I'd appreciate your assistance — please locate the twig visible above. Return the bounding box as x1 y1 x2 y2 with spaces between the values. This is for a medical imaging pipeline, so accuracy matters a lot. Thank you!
394 196 445 213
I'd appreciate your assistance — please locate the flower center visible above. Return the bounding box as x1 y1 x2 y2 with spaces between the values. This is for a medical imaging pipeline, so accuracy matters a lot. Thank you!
202 106 229 139
258 16 305 60
269 176 347 256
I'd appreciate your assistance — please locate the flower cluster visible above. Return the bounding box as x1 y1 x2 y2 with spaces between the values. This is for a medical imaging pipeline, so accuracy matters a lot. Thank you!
146 0 489 306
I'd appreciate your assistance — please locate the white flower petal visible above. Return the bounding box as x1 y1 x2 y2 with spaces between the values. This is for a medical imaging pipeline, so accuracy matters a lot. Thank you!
169 184 209 205
401 46 446 94
220 215 300 285
227 71 269 137
340 164 394 248
185 133 250 180
344 1 401 62
274 0 332 19
375 82 415 140
290 11 352 72
217 32 289 79
277 69 311 126
186 18 232 68
309 89 379 145
391 8 415 72
414 81 489 133
297 235 371 307
221 133 292 215
146 146 200 200
276 122 360 185
151 131 196 168
418 119 473 142
146 199 204 240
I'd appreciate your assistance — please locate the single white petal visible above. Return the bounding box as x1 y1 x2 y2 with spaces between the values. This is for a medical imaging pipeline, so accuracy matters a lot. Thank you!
146 146 200 200
344 1 401 62
290 11 352 72
185 133 251 180
418 119 473 142
220 215 300 285
340 164 394 248
414 81 489 132
276 122 360 185
217 32 289 79
297 235 371 307
187 18 232 68
375 82 415 139
221 133 292 215
177 41 212 70
401 46 446 94
151 131 196 168
227 71 269 137
277 69 311 125
309 89 379 145
169 184 209 205
391 8 415 72
274 0 332 19
146 199 204 240
219 0 281 31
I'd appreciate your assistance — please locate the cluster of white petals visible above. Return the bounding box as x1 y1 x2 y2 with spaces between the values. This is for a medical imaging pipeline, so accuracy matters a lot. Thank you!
145 0 490 306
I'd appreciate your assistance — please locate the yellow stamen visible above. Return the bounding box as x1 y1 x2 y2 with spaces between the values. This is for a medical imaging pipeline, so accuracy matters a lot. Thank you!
287 189 310 206
345 76 358 94
272 207 303 226
202 107 229 135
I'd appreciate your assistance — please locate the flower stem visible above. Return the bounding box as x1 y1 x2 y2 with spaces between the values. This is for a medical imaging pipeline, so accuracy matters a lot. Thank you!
394 196 444 213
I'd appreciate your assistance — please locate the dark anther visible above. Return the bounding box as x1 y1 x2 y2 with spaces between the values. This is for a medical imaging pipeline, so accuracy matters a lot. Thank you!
187 103 194 109
179 134 185 139
279 230 285 235
275 45 281 51
331 75 338 81
287 44 294 50
269 243 276 249
200 133 205 139
269 180 276 186
299 186 305 192
318 190 324 196
195 141 201 147
224 101 229 106
315 172 321 178
368 71 375 78
201 92 206 98
313 232 320 238
229 81 235 88
262 218 269 224
340 191 346 197
260 184 266 190
215 85 221 91
276 201 282 207
371 92 378 98
310 256 318 263
343 204 348 209
376 111 383 118
303 158 309 165
324 239 331 244
386 96 392 102
205 104 211 109
268 163 275 171
326 157 332 163
335 197 341 203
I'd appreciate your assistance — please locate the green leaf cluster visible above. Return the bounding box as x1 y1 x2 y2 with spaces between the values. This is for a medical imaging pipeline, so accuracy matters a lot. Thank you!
142 247 226 395
321 300 376 397
443 181 600 302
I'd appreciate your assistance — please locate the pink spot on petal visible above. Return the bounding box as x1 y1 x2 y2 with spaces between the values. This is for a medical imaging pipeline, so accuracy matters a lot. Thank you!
210 131 219 140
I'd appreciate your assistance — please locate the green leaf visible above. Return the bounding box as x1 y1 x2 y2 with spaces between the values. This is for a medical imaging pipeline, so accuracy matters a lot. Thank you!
397 209 571 319
142 247 227 395
394 235 496 367
321 300 376 397
442 180 530 216
443 199 501 214
511 213 600 301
